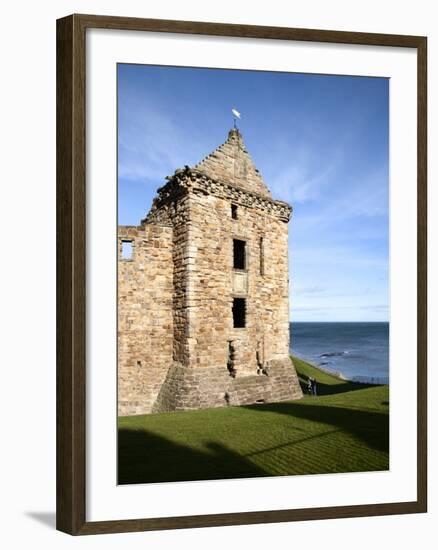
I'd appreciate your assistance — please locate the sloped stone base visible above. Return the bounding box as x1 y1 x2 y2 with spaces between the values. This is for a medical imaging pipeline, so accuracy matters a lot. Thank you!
118 366 171 416
151 357 302 414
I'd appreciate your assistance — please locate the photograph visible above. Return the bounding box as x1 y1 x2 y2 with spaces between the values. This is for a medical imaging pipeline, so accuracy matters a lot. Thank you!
116 63 390 485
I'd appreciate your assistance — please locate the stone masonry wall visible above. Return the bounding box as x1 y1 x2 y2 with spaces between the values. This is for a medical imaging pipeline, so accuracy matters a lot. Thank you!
118 128 303 415
195 128 272 198
153 359 302 412
151 177 301 412
186 187 291 372
118 224 174 416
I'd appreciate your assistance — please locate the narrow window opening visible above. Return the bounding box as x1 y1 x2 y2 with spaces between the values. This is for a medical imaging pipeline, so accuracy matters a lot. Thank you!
227 341 236 377
121 240 133 260
259 237 264 275
231 204 238 220
233 239 246 270
232 298 246 328
256 340 263 374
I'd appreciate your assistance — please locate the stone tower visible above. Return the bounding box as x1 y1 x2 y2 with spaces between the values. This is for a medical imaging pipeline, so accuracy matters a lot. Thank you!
118 128 303 416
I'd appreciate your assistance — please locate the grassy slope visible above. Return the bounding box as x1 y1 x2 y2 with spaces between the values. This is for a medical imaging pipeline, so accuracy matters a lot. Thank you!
118 357 389 484
293 355 374 395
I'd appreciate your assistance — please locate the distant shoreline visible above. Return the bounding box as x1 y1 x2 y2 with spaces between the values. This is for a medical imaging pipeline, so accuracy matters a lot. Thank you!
292 355 388 386
290 322 389 385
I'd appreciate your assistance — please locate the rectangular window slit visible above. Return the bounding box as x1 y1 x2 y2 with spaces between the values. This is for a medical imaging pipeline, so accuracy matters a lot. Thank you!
121 240 133 260
231 204 238 219
233 239 246 270
232 298 246 328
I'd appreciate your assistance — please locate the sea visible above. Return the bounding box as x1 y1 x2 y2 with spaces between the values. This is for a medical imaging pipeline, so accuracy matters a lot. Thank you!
290 322 389 385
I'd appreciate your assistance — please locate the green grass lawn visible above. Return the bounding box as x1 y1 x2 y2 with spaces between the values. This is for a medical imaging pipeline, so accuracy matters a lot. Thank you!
293 355 375 395
118 357 389 484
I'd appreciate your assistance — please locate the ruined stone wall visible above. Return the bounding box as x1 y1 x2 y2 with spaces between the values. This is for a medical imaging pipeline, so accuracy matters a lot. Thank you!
118 149 302 415
118 224 174 416
169 194 193 367
151 171 302 412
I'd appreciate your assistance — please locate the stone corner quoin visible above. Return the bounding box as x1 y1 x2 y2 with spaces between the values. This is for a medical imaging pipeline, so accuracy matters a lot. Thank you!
118 127 303 416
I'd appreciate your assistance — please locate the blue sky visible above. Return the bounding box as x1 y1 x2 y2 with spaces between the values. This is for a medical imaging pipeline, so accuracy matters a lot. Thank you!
118 64 389 322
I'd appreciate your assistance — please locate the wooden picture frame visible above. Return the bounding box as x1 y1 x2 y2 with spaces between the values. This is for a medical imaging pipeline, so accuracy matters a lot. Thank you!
56 13 427 535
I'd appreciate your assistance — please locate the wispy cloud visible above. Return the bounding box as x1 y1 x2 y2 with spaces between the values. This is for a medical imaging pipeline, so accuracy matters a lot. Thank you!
294 167 388 231
292 286 383 300
269 161 338 204
290 243 389 272
262 136 345 205
293 304 388 312
118 96 206 184
294 285 327 296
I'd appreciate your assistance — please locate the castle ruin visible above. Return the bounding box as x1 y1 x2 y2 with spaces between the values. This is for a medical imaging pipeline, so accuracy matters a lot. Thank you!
118 127 303 415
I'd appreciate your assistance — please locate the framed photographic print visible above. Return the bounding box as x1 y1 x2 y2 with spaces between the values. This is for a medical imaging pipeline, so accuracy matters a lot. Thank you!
56 14 427 535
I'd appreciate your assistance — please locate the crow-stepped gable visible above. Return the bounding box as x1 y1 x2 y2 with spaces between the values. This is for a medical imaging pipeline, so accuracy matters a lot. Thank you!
118 128 303 415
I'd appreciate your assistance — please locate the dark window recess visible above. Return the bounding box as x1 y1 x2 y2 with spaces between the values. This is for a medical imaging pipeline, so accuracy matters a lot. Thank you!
232 298 246 328
231 204 238 219
227 341 236 377
233 239 246 269
121 240 133 260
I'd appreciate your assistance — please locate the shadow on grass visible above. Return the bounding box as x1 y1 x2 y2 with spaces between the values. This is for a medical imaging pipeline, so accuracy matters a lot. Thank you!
119 400 389 485
118 429 268 485
244 401 389 454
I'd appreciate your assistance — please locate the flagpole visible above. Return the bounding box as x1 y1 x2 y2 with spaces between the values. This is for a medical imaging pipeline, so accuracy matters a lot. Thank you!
231 108 241 130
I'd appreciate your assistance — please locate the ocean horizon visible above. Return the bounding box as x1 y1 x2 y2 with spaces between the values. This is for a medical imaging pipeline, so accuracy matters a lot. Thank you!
289 321 389 384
